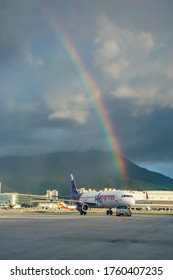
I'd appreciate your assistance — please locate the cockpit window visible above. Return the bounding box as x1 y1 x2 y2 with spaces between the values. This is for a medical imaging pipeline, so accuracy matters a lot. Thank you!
121 194 133 198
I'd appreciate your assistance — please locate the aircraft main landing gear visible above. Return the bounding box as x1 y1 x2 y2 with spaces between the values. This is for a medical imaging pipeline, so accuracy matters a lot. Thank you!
106 209 113 215
80 211 87 215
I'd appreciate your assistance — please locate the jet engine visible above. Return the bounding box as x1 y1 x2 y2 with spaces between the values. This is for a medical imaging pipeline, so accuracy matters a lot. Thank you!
76 203 89 213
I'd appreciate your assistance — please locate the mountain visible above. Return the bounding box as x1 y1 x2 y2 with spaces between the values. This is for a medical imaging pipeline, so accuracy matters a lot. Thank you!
0 182 16 193
0 151 173 195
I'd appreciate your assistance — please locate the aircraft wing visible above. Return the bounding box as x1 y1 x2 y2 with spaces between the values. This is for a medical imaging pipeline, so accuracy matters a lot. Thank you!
71 200 97 208
56 197 97 207
53 193 98 208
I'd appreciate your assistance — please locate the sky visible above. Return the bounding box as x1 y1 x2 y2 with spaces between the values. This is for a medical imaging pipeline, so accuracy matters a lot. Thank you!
0 0 173 178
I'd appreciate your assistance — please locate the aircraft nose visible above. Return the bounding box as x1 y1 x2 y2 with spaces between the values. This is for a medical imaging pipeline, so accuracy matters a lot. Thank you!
130 197 135 206
126 197 135 206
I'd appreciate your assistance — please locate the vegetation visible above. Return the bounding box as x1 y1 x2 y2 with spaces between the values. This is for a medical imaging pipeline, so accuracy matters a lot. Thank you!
0 151 173 195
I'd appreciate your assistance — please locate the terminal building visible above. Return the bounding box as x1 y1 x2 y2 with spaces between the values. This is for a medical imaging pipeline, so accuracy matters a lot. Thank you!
0 192 49 207
0 182 59 208
131 190 173 210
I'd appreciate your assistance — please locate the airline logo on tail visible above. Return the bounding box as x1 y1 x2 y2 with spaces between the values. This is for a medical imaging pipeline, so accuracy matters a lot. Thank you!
59 201 76 210
70 174 78 195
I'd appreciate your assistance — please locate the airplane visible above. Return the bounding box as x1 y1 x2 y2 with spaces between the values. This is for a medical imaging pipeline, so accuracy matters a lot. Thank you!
58 201 76 210
70 174 135 215
11 204 22 209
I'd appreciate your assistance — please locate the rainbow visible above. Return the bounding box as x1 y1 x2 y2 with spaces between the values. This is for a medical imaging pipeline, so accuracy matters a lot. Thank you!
44 16 127 184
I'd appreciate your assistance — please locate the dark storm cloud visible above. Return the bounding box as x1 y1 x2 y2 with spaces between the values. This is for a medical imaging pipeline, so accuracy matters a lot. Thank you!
109 100 173 162
0 0 173 176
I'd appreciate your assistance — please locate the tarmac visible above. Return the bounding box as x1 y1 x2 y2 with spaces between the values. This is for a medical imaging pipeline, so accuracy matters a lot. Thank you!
0 210 173 260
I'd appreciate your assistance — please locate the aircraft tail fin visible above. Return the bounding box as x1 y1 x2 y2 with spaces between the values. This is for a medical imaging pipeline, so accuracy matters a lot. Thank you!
70 174 78 195
60 201 68 209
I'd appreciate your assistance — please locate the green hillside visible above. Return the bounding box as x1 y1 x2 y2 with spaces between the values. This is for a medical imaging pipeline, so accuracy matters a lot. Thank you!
0 182 16 193
0 151 173 195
